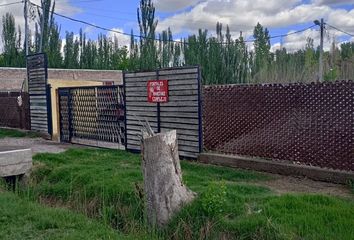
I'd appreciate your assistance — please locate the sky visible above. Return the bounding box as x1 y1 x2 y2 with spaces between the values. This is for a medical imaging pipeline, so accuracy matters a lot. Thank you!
0 0 354 52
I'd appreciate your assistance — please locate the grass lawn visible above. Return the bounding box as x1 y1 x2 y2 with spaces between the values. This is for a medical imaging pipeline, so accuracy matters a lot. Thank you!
0 191 129 240
3 148 354 239
0 128 40 138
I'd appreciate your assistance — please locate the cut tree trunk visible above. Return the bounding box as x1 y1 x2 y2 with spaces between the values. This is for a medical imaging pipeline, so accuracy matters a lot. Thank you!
142 129 196 227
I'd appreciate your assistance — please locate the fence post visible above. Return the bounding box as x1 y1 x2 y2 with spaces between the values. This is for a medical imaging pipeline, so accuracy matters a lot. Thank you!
123 72 128 149
46 84 53 137
156 69 161 133
197 65 203 153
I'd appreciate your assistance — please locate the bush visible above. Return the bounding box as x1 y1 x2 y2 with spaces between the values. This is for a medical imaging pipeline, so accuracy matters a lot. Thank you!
201 181 227 217
349 180 354 193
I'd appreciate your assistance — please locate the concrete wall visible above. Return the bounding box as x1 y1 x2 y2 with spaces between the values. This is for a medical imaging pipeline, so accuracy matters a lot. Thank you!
0 67 123 91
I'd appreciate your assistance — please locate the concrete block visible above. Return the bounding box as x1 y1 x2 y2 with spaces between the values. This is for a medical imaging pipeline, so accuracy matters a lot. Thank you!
0 147 32 177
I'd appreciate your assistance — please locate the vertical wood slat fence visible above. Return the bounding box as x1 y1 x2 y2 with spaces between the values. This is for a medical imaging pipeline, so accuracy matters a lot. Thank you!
27 53 51 135
124 66 202 158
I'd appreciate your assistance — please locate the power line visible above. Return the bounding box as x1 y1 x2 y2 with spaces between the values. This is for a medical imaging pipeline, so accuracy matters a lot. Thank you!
29 0 316 45
326 23 354 37
0 1 23 7
56 0 103 3
243 25 316 43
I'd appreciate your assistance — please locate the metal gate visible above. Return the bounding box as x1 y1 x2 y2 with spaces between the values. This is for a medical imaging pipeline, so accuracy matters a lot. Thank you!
58 85 125 149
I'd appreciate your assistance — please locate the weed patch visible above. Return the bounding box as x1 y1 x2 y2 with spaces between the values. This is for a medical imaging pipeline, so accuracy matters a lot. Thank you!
0 128 40 138
11 148 354 240
0 191 129 239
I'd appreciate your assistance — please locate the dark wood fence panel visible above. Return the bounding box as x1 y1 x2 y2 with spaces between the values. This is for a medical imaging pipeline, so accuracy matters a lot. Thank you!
0 92 30 130
203 81 354 172
27 53 51 134
124 66 202 158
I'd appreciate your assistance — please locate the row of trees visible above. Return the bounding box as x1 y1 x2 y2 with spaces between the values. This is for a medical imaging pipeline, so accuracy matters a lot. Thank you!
1 0 353 84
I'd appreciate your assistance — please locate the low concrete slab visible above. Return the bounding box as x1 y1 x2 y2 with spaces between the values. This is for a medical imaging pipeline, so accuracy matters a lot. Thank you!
0 147 32 177
198 153 354 184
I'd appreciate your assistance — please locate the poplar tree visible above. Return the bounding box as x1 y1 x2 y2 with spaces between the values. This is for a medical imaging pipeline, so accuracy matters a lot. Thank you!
137 0 158 70
1 13 23 67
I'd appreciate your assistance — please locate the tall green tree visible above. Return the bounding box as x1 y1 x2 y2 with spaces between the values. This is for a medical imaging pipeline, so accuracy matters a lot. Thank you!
1 13 23 67
35 0 62 67
252 23 271 81
137 0 158 70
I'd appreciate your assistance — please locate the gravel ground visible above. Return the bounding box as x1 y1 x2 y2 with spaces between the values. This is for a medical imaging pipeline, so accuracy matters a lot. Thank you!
0 137 73 155
255 174 354 199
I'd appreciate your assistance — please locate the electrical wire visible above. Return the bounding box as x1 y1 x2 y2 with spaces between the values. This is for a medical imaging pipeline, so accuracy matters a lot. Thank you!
326 23 354 37
29 0 317 45
56 0 104 3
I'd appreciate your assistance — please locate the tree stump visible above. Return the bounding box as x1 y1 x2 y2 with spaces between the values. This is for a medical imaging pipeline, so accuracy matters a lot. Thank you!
141 129 196 227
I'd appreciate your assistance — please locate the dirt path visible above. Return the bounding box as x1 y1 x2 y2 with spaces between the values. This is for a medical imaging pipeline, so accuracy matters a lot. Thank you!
0 137 73 155
254 174 354 199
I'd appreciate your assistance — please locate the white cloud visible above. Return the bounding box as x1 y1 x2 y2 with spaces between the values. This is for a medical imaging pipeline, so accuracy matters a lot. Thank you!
156 0 354 51
153 0 202 12
0 0 80 52
107 28 131 48
327 8 354 32
270 27 345 53
312 0 354 6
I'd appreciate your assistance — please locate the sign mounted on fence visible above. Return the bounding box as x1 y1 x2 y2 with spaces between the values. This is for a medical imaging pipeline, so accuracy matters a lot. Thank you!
124 66 202 159
147 80 169 103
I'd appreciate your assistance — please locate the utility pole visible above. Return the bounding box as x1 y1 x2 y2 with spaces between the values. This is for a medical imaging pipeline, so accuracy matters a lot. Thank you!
39 0 45 53
24 0 29 92
314 18 324 82
24 0 29 56
319 18 324 83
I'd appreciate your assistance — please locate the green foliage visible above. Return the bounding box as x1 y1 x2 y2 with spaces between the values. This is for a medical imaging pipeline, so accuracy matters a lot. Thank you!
252 22 271 81
6 148 353 240
1 13 24 67
0 0 354 83
349 180 354 194
0 191 129 240
324 67 338 81
137 0 158 70
201 181 227 216
0 128 40 138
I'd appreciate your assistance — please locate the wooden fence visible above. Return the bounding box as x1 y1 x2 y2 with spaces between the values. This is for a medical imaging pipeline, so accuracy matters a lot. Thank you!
124 66 202 158
0 92 30 130
27 53 51 135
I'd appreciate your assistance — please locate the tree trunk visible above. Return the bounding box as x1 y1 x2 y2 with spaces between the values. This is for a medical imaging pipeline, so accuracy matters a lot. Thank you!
142 130 196 227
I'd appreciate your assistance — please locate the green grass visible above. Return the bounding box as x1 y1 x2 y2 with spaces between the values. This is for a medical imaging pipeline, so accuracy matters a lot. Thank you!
0 128 40 138
0 191 129 240
349 180 354 194
6 148 354 239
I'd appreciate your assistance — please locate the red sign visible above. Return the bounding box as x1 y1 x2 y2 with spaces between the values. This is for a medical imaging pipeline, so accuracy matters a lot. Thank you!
147 80 169 103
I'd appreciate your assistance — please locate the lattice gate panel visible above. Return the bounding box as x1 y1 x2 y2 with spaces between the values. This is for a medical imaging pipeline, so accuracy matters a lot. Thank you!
58 86 125 149
58 89 70 142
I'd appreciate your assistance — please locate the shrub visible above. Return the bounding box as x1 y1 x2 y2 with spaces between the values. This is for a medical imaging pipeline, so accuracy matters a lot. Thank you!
201 181 227 217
